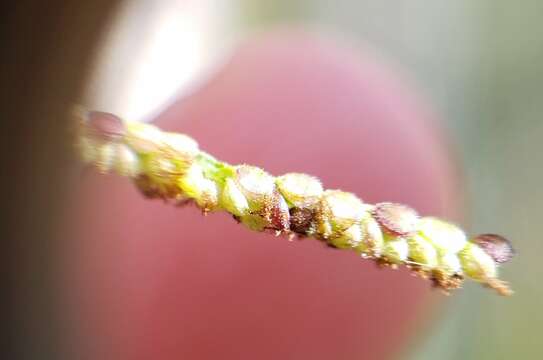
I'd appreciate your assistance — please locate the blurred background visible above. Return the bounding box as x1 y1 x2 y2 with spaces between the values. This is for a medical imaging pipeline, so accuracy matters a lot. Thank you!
5 1 542 359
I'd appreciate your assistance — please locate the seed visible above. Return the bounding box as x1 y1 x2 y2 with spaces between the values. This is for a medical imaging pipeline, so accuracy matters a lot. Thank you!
471 234 515 264
276 173 323 208
289 207 315 235
269 192 290 232
220 178 249 217
96 143 116 173
197 180 219 211
240 214 269 232
458 242 498 281
418 217 467 254
382 237 409 264
235 165 275 210
178 164 218 210
437 252 463 276
330 224 362 249
373 202 419 236
161 132 199 157
357 215 384 258
408 234 438 268
86 111 126 141
114 144 140 177
318 190 366 237
125 122 164 153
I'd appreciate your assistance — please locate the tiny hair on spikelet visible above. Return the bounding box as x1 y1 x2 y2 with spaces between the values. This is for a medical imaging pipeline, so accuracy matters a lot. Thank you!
75 108 516 296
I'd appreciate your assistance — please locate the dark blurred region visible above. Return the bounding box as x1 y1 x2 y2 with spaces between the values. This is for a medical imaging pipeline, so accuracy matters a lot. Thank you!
1 2 122 359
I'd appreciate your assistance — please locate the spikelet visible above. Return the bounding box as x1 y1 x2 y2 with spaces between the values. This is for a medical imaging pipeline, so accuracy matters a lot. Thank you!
76 109 516 296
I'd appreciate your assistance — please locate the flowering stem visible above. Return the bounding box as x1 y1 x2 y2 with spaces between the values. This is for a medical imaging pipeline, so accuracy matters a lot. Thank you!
76 109 515 296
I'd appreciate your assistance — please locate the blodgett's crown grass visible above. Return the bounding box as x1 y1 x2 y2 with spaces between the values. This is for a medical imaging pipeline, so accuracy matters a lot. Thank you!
76 108 516 296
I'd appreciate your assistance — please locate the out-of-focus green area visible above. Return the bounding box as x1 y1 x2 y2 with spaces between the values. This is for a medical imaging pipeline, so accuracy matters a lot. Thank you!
240 1 542 359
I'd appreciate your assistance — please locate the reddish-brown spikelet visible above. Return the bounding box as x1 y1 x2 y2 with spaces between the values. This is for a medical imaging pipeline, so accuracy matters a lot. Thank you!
472 234 515 264
86 111 126 142
373 202 419 236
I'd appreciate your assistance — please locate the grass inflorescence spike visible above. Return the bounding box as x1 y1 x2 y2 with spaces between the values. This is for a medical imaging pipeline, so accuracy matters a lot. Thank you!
75 108 516 296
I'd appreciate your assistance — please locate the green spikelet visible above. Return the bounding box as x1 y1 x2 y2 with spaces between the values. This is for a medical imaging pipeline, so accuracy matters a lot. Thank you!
75 109 515 296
